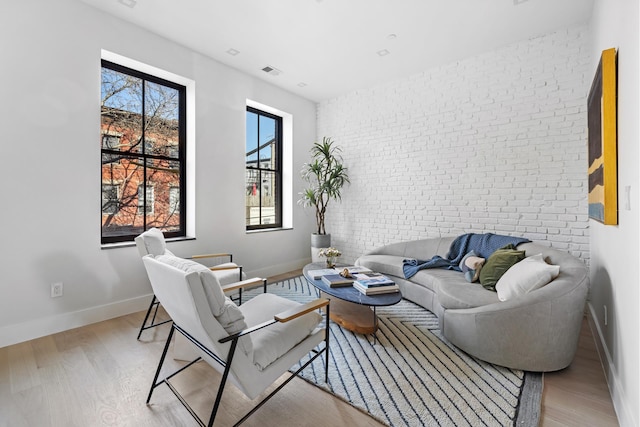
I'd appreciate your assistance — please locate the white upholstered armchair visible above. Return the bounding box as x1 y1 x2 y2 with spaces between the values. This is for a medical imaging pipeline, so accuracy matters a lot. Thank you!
141 253 330 426
135 227 246 339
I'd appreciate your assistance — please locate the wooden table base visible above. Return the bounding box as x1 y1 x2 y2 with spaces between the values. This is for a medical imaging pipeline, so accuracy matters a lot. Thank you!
321 292 377 335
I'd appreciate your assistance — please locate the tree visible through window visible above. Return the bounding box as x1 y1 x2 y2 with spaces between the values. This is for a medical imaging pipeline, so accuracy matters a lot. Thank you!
101 60 186 244
245 107 282 229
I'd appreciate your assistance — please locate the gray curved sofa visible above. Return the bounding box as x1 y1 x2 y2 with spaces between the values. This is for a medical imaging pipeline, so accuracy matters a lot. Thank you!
355 236 589 372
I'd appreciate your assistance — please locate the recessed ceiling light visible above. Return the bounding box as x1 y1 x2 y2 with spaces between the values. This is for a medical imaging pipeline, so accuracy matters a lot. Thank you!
377 49 391 57
118 0 137 8
387 34 397 40
513 0 528 4
262 66 282 76
226 48 240 56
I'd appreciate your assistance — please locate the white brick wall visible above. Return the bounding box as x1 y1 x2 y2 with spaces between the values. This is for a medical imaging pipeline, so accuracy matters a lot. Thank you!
317 25 591 264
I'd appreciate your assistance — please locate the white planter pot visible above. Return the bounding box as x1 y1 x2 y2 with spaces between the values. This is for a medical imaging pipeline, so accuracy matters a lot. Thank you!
311 233 331 263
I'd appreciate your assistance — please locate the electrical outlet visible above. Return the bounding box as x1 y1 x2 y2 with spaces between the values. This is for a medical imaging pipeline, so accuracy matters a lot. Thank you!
51 282 63 298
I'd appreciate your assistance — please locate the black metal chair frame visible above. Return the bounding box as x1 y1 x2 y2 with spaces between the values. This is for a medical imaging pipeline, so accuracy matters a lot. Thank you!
137 260 243 340
136 294 172 340
146 300 330 427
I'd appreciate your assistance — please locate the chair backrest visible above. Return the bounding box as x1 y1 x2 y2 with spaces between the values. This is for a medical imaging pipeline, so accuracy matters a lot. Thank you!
135 227 173 257
141 254 256 390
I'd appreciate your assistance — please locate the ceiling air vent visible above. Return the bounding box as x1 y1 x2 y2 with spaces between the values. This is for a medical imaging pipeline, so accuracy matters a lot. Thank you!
261 66 281 76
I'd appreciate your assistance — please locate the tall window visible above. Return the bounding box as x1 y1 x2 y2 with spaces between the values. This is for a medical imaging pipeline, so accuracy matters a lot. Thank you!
101 60 186 244
245 107 282 230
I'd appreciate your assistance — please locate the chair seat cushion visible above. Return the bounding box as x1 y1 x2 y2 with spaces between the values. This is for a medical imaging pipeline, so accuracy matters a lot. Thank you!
240 293 322 371
211 263 245 286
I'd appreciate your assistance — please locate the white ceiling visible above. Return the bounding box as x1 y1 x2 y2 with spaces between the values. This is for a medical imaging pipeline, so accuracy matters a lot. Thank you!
81 0 594 102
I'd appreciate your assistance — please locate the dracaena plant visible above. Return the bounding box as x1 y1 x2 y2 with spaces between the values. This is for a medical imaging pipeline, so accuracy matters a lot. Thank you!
298 137 350 235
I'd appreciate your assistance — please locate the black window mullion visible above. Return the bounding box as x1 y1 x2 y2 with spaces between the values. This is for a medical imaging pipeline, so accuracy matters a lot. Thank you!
178 83 187 234
141 79 147 229
256 114 261 225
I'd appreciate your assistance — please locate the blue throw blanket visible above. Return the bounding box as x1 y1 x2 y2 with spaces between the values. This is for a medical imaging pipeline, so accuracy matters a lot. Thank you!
402 233 531 279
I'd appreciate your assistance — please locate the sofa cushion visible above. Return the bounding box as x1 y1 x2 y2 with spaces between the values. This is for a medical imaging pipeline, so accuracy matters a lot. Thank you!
240 293 322 371
356 254 406 278
432 270 501 309
409 268 449 292
496 253 560 301
479 245 526 291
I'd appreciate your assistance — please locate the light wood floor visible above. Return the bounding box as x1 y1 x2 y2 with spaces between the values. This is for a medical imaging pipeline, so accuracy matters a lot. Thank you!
0 270 618 427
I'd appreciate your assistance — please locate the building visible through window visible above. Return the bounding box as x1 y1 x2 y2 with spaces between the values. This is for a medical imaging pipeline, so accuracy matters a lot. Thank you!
102 184 119 215
101 60 186 244
137 184 154 215
245 106 282 230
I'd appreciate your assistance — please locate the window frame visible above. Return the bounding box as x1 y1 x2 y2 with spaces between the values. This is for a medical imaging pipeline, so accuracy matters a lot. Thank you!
245 106 283 231
100 59 187 244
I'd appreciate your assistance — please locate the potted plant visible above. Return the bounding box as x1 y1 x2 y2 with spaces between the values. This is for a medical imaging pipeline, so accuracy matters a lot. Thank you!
298 137 350 260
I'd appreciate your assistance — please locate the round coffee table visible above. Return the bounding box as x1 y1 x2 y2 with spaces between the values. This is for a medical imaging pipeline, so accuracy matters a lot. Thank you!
303 263 402 341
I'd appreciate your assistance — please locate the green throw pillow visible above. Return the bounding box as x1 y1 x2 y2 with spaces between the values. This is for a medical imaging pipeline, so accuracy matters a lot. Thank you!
479 244 526 291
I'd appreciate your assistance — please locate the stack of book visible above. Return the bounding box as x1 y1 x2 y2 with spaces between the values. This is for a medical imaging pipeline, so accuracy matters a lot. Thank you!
307 268 341 280
307 265 372 280
321 274 355 287
353 273 399 295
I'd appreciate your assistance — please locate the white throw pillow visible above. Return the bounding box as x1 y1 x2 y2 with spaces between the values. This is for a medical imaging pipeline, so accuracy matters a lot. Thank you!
496 254 560 301
216 297 248 334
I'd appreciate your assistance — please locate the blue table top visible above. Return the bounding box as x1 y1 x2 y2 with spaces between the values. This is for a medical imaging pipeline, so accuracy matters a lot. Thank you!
303 263 402 307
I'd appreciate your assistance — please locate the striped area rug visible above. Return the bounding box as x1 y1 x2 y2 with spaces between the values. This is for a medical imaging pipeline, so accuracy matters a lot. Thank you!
244 276 541 427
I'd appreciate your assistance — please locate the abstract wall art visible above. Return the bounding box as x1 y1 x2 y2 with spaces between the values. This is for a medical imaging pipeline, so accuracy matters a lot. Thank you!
587 48 618 225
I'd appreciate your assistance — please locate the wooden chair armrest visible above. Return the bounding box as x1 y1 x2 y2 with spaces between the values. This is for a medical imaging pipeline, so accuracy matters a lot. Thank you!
190 253 232 260
209 265 242 272
221 277 266 293
274 298 330 323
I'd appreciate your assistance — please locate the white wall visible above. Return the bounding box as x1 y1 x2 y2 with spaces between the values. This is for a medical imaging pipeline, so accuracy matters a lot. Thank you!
588 1 639 426
318 26 591 265
0 0 317 347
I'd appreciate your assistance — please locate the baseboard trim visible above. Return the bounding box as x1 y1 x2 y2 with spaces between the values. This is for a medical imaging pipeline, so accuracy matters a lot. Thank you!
1 258 312 350
0 294 152 349
247 257 310 280
0 259 312 349
586 302 633 427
